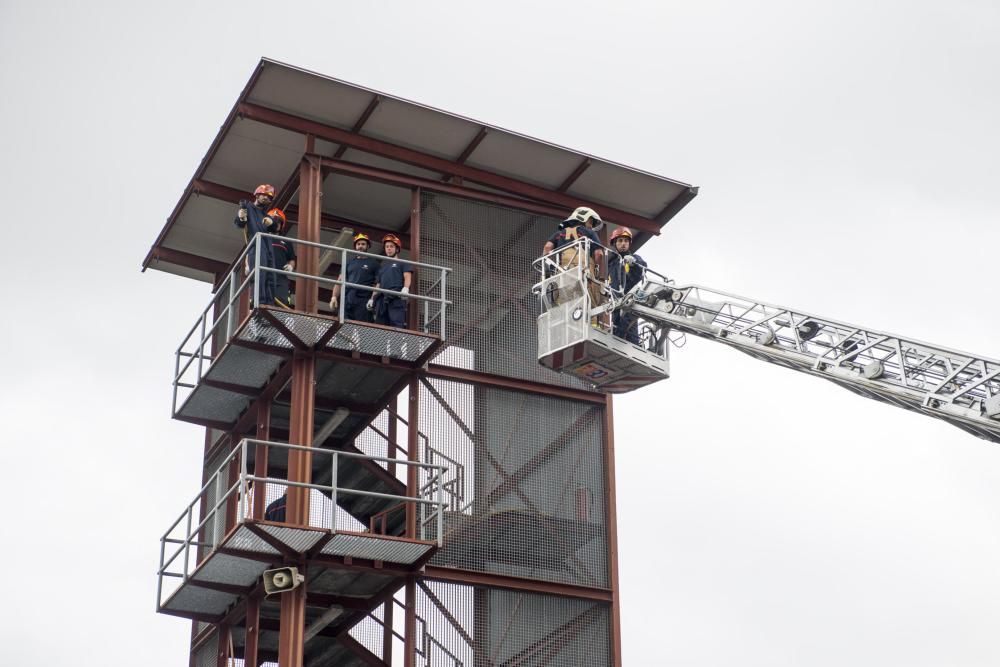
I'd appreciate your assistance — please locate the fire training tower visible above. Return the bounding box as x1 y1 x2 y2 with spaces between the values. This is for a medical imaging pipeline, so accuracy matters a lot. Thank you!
147 59 697 666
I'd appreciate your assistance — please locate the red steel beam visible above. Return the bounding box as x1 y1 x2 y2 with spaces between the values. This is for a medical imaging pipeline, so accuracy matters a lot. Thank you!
334 95 381 159
322 157 567 220
557 157 591 192
449 125 489 176
148 246 229 277
191 176 412 248
422 566 613 602
238 102 662 234
423 364 606 404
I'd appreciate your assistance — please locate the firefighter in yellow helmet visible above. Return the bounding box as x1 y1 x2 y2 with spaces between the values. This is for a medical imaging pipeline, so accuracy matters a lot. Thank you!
329 232 379 322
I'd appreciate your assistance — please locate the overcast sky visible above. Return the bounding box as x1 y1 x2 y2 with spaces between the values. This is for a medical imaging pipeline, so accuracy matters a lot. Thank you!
2 1 999 665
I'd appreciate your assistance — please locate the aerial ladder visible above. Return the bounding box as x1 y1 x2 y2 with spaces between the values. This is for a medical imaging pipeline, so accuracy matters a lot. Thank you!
534 238 1000 444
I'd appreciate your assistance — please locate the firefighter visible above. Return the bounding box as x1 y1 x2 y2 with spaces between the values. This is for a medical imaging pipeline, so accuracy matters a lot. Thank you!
371 233 413 328
235 184 280 306
329 233 379 322
542 206 606 323
607 227 647 344
267 208 296 309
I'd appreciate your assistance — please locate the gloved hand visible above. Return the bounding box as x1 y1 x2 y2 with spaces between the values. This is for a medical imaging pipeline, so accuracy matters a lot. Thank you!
623 254 635 265
283 263 293 272
238 207 248 222
366 298 375 312
329 295 338 309
263 216 273 228
400 286 410 298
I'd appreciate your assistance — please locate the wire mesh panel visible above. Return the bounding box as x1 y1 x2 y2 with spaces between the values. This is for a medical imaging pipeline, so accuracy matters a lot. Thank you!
419 192 589 390
422 379 609 588
193 631 219 667
413 580 612 667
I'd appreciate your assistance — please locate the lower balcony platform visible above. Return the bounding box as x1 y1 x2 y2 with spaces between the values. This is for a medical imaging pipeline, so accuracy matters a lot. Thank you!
159 521 437 622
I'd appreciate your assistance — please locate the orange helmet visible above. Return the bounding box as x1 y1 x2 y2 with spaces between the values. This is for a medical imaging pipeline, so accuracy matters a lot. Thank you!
610 227 633 242
353 232 371 246
266 208 287 233
253 184 276 198
382 233 403 249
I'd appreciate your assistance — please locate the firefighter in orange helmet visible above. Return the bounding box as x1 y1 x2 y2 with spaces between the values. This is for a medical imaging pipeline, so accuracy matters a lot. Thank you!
329 232 379 322
607 227 647 344
235 184 279 305
266 208 296 308
371 233 413 328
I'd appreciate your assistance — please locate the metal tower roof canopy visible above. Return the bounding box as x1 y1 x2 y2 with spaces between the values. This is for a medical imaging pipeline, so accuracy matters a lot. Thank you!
145 58 698 282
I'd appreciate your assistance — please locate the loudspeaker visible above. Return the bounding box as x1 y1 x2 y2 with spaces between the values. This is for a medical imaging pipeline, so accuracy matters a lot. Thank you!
263 567 304 596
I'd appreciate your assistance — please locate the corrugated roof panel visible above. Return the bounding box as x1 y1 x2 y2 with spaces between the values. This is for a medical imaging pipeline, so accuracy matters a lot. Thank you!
247 63 376 131
466 129 582 191
322 172 412 229
202 118 304 192
568 160 688 219
361 96 481 160
171 194 245 263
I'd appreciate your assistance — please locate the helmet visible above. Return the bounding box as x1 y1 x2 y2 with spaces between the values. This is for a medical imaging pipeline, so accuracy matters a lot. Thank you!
266 208 287 233
353 232 371 246
382 233 403 249
610 227 633 242
253 184 276 198
563 206 604 231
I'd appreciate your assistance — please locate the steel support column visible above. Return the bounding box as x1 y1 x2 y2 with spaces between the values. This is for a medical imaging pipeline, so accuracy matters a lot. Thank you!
244 594 261 667
406 378 419 538
278 580 308 667
403 577 416 667
296 155 323 314
408 187 420 331
604 395 622 667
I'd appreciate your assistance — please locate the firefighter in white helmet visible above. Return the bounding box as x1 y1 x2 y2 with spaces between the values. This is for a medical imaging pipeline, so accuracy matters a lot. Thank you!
542 206 606 325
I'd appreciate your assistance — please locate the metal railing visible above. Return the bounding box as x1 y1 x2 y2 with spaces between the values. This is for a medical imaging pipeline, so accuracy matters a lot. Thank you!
156 438 448 610
532 236 671 360
172 232 453 415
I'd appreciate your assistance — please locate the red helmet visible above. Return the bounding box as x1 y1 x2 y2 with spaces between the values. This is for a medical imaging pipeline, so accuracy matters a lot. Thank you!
382 233 403 250
266 208 287 233
610 227 633 242
253 184 276 198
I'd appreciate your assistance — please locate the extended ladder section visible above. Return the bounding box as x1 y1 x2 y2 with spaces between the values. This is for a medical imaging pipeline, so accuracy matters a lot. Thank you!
535 240 1000 443
628 280 1000 444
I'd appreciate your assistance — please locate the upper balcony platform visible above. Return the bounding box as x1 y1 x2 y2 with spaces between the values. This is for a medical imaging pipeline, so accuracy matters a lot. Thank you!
172 234 451 430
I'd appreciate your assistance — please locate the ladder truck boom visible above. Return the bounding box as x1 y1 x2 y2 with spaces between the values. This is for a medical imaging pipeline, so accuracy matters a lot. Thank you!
627 280 1000 444
534 238 1000 444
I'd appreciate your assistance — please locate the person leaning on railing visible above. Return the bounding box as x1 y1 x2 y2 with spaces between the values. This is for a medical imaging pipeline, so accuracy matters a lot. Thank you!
235 184 281 306
541 206 606 326
607 227 647 344
370 233 413 328
329 233 379 322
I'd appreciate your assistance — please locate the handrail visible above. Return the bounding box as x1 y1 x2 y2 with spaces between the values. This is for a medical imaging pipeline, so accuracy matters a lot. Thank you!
172 232 454 417
156 438 449 611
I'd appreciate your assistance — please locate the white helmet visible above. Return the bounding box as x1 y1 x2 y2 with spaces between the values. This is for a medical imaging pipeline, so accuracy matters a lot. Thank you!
563 206 604 231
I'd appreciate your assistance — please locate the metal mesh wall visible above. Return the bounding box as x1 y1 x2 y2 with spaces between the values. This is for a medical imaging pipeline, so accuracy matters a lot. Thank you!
419 192 588 390
349 602 387 661
422 378 609 588
193 631 219 667
413 580 612 667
